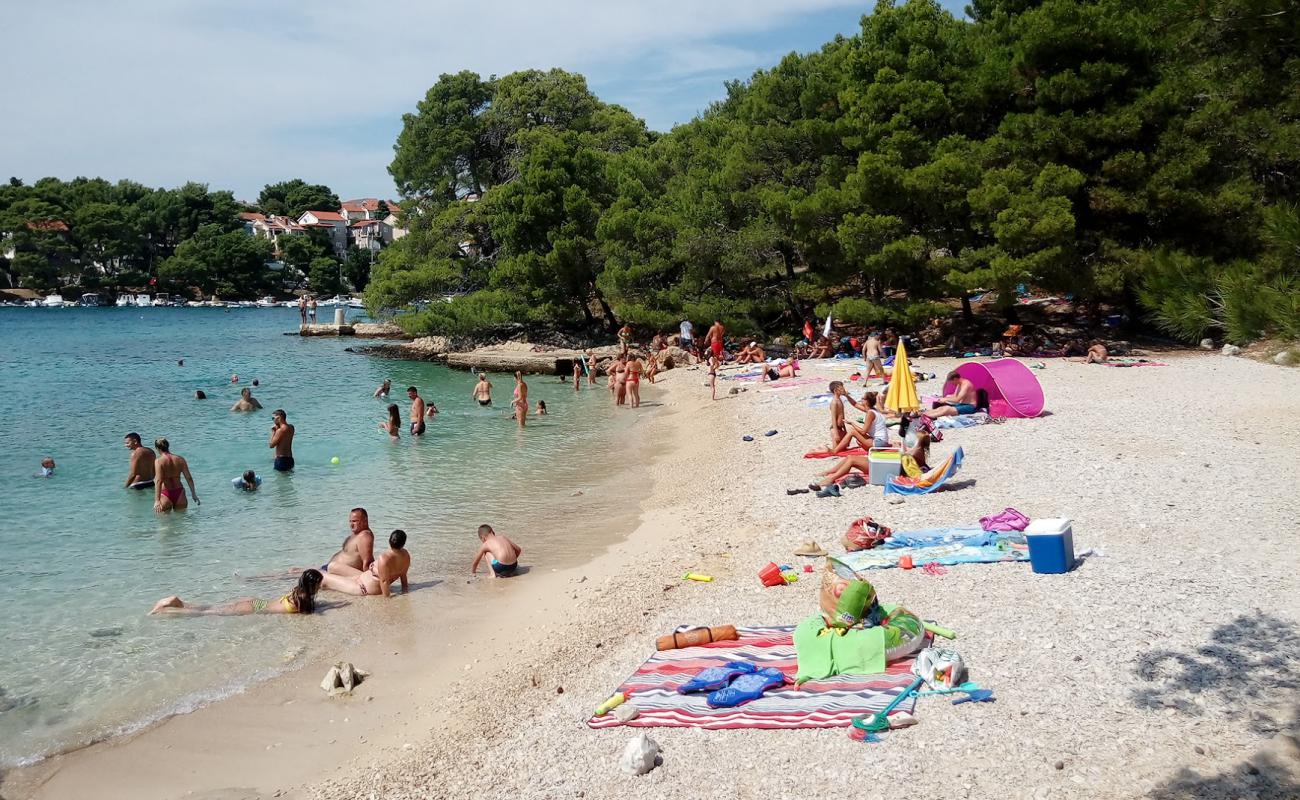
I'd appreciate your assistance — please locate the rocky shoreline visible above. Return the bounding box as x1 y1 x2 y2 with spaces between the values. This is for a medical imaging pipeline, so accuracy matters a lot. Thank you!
349 336 693 376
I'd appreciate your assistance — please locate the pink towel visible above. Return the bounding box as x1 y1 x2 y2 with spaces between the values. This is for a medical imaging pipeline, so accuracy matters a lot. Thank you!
980 507 1030 532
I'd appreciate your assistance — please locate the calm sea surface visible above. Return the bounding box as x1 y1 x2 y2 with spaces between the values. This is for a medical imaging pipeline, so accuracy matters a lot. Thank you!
0 307 643 766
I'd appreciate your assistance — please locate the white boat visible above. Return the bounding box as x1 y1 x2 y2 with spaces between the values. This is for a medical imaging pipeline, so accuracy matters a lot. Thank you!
151 294 171 307
42 294 66 307
348 297 364 309
235 300 256 308
134 294 152 307
79 293 103 307
256 296 278 308
115 295 132 307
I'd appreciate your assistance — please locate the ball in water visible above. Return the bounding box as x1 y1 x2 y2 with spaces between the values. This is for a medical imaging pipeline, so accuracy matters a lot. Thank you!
330 456 340 465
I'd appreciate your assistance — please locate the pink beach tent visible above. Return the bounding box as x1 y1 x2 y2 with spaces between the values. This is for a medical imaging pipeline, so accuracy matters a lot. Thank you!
944 360 1045 418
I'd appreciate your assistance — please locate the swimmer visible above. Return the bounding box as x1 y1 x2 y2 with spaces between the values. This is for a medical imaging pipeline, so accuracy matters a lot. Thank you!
320 530 410 597
124 432 156 490
36 457 55 478
232 469 261 491
472 373 493 406
268 409 295 470
536 399 547 415
194 390 207 400
512 372 528 428
230 387 262 412
177 359 184 367
252 379 259 387
153 438 199 512
407 386 426 435
152 569 323 616
470 524 522 578
425 401 439 418
380 403 401 439
231 374 239 383
374 379 391 399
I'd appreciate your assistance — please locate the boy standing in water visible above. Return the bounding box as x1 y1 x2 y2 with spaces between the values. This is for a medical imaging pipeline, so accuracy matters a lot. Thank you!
470 525 522 577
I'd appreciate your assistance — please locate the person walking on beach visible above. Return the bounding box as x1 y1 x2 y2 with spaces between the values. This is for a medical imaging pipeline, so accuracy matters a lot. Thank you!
374 379 391 398
269 409 295 471
470 524 522 578
407 386 426 435
321 529 410 597
863 332 886 382
123 432 156 490
154 438 199 512
472 373 493 406
705 318 725 362
512 372 529 427
308 296 317 323
323 508 375 573
231 387 262 412
298 295 308 324
379 403 401 440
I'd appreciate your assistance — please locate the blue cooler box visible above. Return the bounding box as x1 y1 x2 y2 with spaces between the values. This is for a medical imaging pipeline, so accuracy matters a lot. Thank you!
1024 518 1075 574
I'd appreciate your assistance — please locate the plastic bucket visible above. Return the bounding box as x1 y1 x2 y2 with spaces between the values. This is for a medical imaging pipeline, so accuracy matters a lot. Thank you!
759 562 785 587
1024 518 1075 574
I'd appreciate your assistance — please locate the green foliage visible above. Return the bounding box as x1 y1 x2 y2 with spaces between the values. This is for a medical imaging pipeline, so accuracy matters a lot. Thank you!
257 179 340 218
308 257 344 296
343 247 374 292
158 225 275 298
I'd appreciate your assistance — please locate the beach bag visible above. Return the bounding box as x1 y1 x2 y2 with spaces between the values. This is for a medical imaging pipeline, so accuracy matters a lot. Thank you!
819 558 862 626
842 516 892 552
979 507 1031 532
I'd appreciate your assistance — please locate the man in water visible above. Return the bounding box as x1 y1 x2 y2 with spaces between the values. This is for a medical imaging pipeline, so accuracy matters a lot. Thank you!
704 318 725 362
472 373 493 406
231 387 263 412
268 409 295 471
924 370 979 418
321 528 409 597
407 386 427 435
322 508 375 573
154 438 199 512
470 524 522 578
124 432 156 490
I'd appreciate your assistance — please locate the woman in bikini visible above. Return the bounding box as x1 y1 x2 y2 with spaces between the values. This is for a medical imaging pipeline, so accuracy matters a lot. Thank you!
614 355 629 406
150 569 322 616
626 355 643 407
512 372 528 427
379 403 401 440
586 351 598 385
153 438 199 512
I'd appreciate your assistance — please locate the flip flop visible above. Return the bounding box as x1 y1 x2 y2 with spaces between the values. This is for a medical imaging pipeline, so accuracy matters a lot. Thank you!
677 661 758 694
764 430 778 437
742 435 755 442
816 484 841 498
786 488 811 495
706 667 787 708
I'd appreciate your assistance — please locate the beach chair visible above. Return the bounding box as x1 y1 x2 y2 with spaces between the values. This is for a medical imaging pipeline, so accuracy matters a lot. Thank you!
884 447 965 496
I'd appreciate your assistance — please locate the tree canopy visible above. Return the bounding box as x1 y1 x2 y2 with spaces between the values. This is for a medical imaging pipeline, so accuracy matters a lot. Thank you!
371 0 1300 344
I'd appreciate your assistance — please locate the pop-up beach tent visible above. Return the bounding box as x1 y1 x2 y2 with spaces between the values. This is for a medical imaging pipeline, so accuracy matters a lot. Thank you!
946 360 1045 418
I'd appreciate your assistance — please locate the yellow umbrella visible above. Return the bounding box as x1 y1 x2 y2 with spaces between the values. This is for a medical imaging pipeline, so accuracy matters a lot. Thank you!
883 339 919 413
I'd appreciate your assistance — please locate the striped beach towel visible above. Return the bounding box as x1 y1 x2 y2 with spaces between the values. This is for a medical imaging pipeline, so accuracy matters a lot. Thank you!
586 625 918 730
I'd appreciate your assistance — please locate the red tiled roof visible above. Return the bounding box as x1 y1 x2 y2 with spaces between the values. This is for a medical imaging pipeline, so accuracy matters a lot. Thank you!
350 219 385 228
26 220 69 232
302 210 345 222
240 212 267 222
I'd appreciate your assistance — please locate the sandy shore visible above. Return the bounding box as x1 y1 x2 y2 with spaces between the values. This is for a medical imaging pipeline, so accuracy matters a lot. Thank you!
10 353 1300 799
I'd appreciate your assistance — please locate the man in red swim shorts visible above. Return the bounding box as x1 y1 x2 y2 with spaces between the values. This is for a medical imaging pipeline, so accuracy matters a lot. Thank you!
705 318 725 360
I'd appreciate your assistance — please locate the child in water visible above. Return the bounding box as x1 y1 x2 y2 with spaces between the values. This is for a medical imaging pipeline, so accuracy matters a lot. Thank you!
470 524 522 578
232 470 261 491
36 457 56 478
536 400 547 415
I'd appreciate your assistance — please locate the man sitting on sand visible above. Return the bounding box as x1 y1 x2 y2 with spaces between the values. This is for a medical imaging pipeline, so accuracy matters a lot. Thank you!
231 387 263 412
735 342 761 364
809 336 833 359
924 370 979 418
322 508 375 573
1081 341 1109 364
471 524 522 578
321 529 410 597
124 432 156 490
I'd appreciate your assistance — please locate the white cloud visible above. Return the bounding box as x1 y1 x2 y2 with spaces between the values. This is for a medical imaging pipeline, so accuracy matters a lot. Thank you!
0 1 863 199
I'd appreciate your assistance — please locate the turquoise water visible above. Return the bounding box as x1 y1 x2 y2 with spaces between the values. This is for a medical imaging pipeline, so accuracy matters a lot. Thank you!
0 307 642 766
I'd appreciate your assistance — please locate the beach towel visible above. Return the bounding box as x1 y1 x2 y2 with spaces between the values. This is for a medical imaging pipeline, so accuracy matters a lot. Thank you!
757 377 824 392
980 507 1030 532
884 447 964 495
836 528 1029 571
586 625 918 730
933 412 991 430
1101 358 1168 367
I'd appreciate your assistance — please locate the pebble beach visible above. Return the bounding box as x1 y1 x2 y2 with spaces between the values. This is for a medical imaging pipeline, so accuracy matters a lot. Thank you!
302 352 1299 800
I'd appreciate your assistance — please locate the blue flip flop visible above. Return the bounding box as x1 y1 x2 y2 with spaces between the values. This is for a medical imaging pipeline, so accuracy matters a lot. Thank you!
742 435 754 442
677 661 757 694
706 667 787 708
764 430 778 437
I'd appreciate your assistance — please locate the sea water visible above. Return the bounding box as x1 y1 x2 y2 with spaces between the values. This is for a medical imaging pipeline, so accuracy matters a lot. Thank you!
0 307 643 766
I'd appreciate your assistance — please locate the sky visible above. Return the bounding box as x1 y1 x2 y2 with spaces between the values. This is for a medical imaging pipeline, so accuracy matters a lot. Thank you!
1 1 966 202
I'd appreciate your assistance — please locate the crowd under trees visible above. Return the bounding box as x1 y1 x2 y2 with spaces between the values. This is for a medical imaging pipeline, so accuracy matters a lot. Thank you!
369 0 1300 345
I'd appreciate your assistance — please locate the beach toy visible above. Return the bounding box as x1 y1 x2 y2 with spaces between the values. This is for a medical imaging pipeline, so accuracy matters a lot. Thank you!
655 625 737 651
852 674 925 733
682 572 713 582
952 689 995 704
595 692 629 716
915 681 981 697
912 647 967 689
803 565 813 573
705 667 786 708
330 456 340 465
677 661 757 694
758 562 786 587
922 621 957 639
899 555 914 569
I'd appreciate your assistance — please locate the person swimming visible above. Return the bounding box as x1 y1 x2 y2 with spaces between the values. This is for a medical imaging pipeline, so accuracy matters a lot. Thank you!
35 457 55 478
151 569 322 616
124 432 156 490
232 469 261 491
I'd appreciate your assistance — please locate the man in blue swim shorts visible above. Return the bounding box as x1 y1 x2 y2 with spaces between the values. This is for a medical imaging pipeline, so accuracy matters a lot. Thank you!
269 409 295 471
924 370 980 419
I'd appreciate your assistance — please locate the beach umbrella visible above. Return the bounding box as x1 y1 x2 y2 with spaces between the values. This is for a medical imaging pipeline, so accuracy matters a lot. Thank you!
884 340 919 413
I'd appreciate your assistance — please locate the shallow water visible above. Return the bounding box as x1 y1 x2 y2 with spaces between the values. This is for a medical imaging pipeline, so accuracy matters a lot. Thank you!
0 307 642 766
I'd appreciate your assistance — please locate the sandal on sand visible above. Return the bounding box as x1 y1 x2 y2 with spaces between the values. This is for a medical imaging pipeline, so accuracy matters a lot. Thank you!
816 484 842 498
678 661 758 694
808 482 822 492
786 488 811 495
794 541 828 557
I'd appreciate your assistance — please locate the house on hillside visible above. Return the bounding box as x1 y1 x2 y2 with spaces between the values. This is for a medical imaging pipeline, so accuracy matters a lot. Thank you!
297 210 349 256
247 213 307 255
383 211 407 241
340 198 397 222
350 219 393 252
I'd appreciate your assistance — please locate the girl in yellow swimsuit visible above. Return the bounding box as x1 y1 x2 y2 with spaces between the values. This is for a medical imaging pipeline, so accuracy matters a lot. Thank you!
150 569 323 616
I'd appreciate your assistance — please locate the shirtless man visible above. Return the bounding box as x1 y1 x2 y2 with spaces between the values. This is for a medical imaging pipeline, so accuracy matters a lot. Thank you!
924 371 979 418
154 438 199 512
230 387 262 412
1082 341 1109 364
472 373 493 406
321 528 409 597
269 409 295 471
512 372 528 427
735 342 758 364
298 295 308 324
407 386 426 435
617 323 634 355
470 524 522 578
323 508 376 573
863 332 886 381
123 432 156 490
704 318 726 363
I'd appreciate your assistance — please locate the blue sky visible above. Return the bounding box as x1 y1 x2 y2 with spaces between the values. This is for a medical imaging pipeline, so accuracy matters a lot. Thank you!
1 1 966 202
